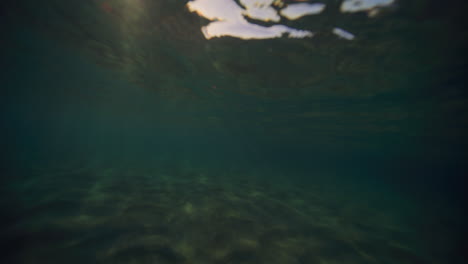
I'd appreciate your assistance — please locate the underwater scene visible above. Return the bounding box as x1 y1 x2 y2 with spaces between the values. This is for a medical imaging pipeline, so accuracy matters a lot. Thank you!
0 0 467 263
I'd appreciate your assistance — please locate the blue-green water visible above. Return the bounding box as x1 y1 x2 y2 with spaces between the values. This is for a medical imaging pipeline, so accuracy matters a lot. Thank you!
1 1 467 263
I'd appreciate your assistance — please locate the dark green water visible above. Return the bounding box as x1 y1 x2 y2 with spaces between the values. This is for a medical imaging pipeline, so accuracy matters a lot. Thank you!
1 0 467 263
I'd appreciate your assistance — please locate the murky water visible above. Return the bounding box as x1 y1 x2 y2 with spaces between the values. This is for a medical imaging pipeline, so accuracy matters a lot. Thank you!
1 0 466 263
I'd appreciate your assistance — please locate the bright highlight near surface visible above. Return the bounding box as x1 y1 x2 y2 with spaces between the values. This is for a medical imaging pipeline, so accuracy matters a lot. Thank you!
340 0 395 17
280 3 326 20
186 0 395 40
202 21 313 40
332 27 355 40
186 0 316 39
241 0 281 22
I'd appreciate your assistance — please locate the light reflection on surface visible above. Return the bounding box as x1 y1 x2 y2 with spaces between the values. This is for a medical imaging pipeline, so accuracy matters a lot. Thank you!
187 0 243 21
201 20 313 39
333 27 355 40
186 0 320 39
340 0 395 17
186 0 395 40
280 3 326 20
240 0 281 22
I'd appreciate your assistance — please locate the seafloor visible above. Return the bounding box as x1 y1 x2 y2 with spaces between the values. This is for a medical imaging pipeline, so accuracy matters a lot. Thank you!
0 164 460 264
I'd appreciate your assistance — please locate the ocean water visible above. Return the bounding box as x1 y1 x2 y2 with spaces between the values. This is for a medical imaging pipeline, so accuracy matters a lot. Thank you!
1 0 467 263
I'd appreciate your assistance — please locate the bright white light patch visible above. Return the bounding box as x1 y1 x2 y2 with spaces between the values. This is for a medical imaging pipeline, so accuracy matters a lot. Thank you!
202 21 313 40
187 0 243 21
280 3 326 20
340 0 394 14
332 27 355 40
242 5 280 22
240 0 281 22
185 0 392 40
186 0 314 40
240 0 275 7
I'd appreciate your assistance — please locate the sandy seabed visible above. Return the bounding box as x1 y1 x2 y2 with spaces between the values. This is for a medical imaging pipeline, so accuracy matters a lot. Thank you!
0 166 458 264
